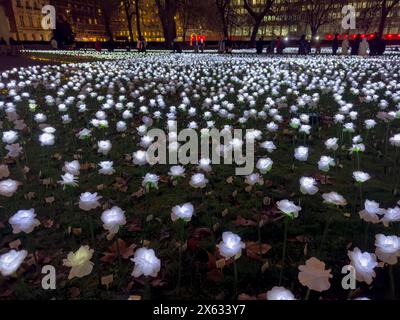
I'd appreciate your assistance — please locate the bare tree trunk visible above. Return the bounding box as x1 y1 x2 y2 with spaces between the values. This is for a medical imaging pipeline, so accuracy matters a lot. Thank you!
250 17 262 44
103 12 114 41
378 11 387 36
155 0 178 47
378 0 400 36
135 0 142 40
216 0 230 38
123 0 135 48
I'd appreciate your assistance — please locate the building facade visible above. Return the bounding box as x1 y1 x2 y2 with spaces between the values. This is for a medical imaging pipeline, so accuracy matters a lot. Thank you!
0 0 52 42
0 0 399 43
230 0 400 40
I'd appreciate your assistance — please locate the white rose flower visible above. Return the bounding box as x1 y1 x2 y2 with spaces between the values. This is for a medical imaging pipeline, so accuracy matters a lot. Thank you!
198 158 212 173
364 119 377 130
277 199 302 218
348 247 377 285
39 133 55 146
300 177 319 195
325 138 338 151
0 179 19 197
353 171 371 183
2 130 18 144
98 161 115 175
97 140 112 155
171 203 194 222
58 173 78 188
256 158 273 174
131 248 161 278
294 146 309 162
359 200 385 224
382 207 400 227
0 250 28 277
245 173 263 186
116 121 127 132
189 173 208 189
389 134 400 147
101 206 126 235
322 192 347 206
9 209 40 234
63 160 80 176
142 173 160 191
318 156 335 172
63 246 94 280
218 231 245 259
79 192 102 211
266 286 296 300
132 150 148 166
168 165 185 178
260 141 276 153
375 234 400 265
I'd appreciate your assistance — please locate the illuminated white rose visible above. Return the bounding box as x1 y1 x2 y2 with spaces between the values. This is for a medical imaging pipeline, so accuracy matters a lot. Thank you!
325 138 338 151
364 119 377 130
382 207 400 227
78 128 91 140
0 179 19 197
132 150 148 166
34 113 47 123
79 192 102 211
353 171 371 183
101 206 126 235
116 121 127 132
9 209 40 234
289 118 300 129
98 161 115 175
300 177 318 195
374 234 400 265
140 135 154 149
198 158 212 172
260 141 276 153
294 146 309 162
189 173 208 189
0 250 28 277
218 231 245 259
277 199 302 218
97 140 112 155
63 246 94 280
5 143 23 158
322 192 347 206
142 173 160 191
39 132 55 146
256 158 273 174
267 286 296 300
390 134 400 147
58 173 78 188
131 248 161 278
348 247 377 285
359 200 385 224
318 156 335 172
350 143 365 154
245 173 263 186
63 160 80 175
2 130 18 144
171 203 194 222
168 165 185 178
